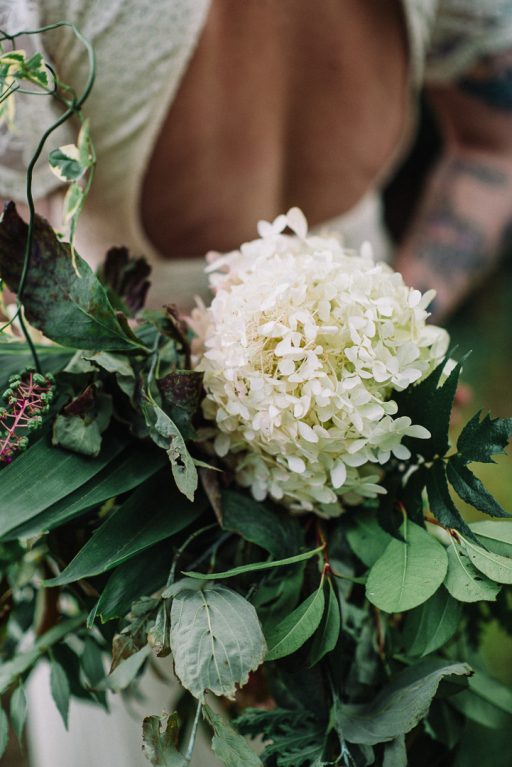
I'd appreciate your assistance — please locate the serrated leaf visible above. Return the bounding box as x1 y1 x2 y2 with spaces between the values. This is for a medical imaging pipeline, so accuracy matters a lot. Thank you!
144 403 198 502
461 536 512 584
444 539 500 602
44 471 205 586
403 587 462 657
50 657 70 729
203 705 263 767
395 357 461 460
426 460 475 539
0 203 144 351
265 581 325 661
366 519 448 613
142 712 186 767
170 583 266 701
308 578 341 666
0 707 8 758
447 456 510 518
338 659 472 746
222 489 304 558
185 545 323 581
457 411 512 464
346 511 391 567
9 682 27 742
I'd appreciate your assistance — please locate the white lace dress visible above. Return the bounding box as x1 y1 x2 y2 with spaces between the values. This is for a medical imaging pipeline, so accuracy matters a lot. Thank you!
1 1 512 765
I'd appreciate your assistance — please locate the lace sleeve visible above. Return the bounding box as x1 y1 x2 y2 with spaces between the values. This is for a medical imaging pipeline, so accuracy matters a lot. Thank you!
425 0 512 83
0 0 72 202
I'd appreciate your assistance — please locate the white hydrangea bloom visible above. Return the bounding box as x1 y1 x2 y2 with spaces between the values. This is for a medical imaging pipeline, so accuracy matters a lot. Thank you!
189 208 449 516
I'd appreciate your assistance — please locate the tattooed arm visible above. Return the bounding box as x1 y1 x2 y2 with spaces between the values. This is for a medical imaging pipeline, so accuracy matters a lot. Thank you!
395 51 512 322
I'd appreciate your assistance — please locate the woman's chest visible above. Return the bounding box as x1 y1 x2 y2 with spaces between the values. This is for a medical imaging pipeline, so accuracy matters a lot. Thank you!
141 0 410 258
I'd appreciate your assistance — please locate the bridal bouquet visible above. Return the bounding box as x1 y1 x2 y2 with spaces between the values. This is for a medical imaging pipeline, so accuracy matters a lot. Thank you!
1 22 512 767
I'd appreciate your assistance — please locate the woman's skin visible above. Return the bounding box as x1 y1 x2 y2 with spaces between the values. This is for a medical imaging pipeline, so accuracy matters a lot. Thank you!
5 0 512 322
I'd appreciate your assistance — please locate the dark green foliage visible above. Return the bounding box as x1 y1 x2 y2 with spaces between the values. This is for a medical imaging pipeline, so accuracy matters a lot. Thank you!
447 456 510 517
457 411 512 464
236 708 325 767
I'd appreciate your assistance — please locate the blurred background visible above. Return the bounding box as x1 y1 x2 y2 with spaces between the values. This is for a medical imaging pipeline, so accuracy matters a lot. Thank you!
4 99 512 767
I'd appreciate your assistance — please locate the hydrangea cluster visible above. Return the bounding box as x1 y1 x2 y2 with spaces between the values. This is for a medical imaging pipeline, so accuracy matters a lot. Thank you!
189 208 449 516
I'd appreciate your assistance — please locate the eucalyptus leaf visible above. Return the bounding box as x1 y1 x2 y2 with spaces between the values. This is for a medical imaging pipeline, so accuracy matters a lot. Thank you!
444 539 500 602
339 659 472 745
170 583 266 701
0 203 144 351
185 545 323 581
366 519 448 613
403 587 462 657
265 581 325 661
308 578 341 666
45 470 205 586
50 657 70 729
97 645 150 692
203 705 263 767
462 536 512 584
9 682 27 743
142 712 186 767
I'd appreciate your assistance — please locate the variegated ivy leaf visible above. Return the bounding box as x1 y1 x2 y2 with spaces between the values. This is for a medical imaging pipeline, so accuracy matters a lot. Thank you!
170 583 267 701
49 144 86 182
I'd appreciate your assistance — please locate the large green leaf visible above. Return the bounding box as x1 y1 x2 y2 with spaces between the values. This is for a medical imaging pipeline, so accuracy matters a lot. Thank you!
447 456 510 518
6 445 166 539
470 520 512 554
451 671 512 730
366 519 448 613
403 587 462 657
203 705 263 767
45 471 206 586
457 411 512 465
461 535 512 584
97 645 151 692
444 538 500 602
265 582 325 661
142 712 186 767
170 583 266 701
339 659 471 746
0 203 144 351
0 432 126 539
0 343 72 391
346 512 391 567
221 490 304 558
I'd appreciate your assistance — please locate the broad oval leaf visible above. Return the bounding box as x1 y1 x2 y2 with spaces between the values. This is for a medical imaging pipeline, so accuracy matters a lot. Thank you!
403 587 462 657
444 540 500 603
462 536 512 584
366 520 448 613
470 519 512 549
346 512 391 567
0 203 144 351
170 583 267 701
265 582 325 661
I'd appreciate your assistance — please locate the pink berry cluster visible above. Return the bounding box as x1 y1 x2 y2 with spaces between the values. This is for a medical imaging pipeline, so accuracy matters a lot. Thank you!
0 370 55 464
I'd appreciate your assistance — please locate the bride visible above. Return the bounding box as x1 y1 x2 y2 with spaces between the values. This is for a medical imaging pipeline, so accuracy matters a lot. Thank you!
2 1 512 765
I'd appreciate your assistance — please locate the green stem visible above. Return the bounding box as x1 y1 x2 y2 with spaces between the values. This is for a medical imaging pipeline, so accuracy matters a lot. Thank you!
184 700 202 764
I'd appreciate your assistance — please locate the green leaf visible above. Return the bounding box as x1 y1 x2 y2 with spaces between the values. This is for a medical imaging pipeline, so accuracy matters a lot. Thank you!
265 581 325 661
346 511 391 567
81 637 106 690
452 671 512 729
252 563 306 630
142 712 186 767
338 659 472 746
170 583 266 701
0 203 144 351
308 578 341 666
52 412 104 457
203 705 263 767
44 471 205 586
403 586 462 657
96 541 171 622
0 344 72 392
222 490 304 558
48 145 85 181
9 682 27 743
184 545 324 581
383 736 407 767
366 519 448 613
50 657 70 729
444 538 500 602
470 519 512 554
235 708 324 767
0 708 8 759
426 460 475 539
0 430 126 539
461 535 512 584
457 411 512 464
447 456 510 518
395 357 461 460
83 351 136 399
144 403 198 502
7 445 166 539
97 644 150 692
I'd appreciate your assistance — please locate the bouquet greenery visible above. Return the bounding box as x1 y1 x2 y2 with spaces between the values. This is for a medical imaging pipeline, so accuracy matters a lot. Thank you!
1 20 512 767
